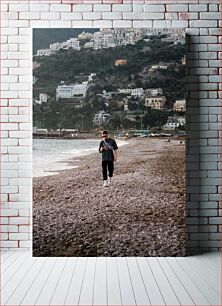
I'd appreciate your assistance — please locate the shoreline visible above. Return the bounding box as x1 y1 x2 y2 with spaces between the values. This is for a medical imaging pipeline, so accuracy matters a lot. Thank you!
33 138 128 178
33 138 186 257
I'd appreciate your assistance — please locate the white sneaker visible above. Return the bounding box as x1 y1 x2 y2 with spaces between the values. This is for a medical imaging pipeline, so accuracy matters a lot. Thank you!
103 180 108 187
108 176 112 186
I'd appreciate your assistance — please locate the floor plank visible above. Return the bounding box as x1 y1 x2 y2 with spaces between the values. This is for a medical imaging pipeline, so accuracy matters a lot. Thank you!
50 258 77 305
93 257 107 305
35 259 67 305
127 257 150 305
78 257 96 306
2 252 22 273
147 258 180 305
167 257 211 305
0 251 15 263
64 257 87 305
4 258 46 305
178 256 220 295
137 257 165 305
157 258 195 305
21 258 56 305
116 257 136 305
176 257 221 305
1 253 28 290
107 257 122 306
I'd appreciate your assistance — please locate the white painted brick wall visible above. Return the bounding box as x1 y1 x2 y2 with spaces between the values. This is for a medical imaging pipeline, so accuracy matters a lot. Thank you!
1 0 221 254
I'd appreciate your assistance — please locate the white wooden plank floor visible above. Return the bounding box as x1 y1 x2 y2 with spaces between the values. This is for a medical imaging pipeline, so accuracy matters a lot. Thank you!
1 251 221 306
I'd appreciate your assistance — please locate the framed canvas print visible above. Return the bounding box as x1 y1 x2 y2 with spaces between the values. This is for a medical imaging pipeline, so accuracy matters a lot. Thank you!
32 28 186 257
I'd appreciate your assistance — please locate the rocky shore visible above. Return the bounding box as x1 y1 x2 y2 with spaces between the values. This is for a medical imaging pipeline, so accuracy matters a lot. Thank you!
33 138 186 257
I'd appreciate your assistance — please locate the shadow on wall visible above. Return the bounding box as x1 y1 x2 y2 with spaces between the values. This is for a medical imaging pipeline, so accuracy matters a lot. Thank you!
186 33 203 255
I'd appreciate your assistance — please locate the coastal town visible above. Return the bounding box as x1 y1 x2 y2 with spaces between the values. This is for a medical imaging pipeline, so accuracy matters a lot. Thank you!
33 28 186 138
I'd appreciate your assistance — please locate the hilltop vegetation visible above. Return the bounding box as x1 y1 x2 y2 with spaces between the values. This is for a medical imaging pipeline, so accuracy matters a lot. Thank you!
33 36 186 130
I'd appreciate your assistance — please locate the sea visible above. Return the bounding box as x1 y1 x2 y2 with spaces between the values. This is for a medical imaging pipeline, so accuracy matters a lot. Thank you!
33 138 126 178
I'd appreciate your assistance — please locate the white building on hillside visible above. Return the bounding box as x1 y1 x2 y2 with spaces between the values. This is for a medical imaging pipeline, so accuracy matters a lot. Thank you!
145 96 167 109
146 88 163 97
131 88 144 98
173 99 186 112
37 49 52 56
93 110 110 125
56 82 89 100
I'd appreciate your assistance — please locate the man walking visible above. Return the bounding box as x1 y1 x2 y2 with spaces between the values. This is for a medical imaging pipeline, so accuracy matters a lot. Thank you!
99 130 118 187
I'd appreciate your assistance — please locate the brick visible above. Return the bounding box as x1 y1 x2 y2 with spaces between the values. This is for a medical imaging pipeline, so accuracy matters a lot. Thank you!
61 13 82 20
190 233 209 240
190 20 218 28
2 123 18 131
8 146 31 154
112 4 132 11
9 68 30 75
102 12 122 19
19 12 40 20
1 209 18 217
83 12 101 20
1 170 18 178
133 20 143 28
73 4 93 12
165 13 178 20
113 20 132 27
0 217 8 225
172 20 188 28
209 60 221 68
199 209 217 217
209 28 221 36
153 20 172 28
209 4 219 11
72 21 93 28
210 233 221 240
123 12 164 19
41 12 60 20
29 4 50 11
19 241 31 248
1 225 18 233
9 233 29 240
2 59 19 69
50 21 72 28
19 210 30 217
200 12 221 19
8 20 29 28
30 21 50 28
9 115 30 123
9 99 30 107
143 5 165 12
19 226 30 233
2 27 18 36
179 12 198 20
199 52 217 60
93 20 112 28
0 241 18 248
133 5 143 12
189 4 207 12
94 4 111 11
142 21 153 27
199 28 209 36
9 4 29 12
9 217 29 225
50 4 71 12
166 5 188 12
208 44 220 52
200 202 218 209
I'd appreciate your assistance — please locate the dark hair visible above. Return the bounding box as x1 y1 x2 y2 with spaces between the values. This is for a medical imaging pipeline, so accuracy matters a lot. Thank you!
102 130 108 135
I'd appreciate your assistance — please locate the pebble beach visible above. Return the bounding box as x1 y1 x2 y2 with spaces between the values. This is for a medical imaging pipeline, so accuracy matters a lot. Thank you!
33 138 186 257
